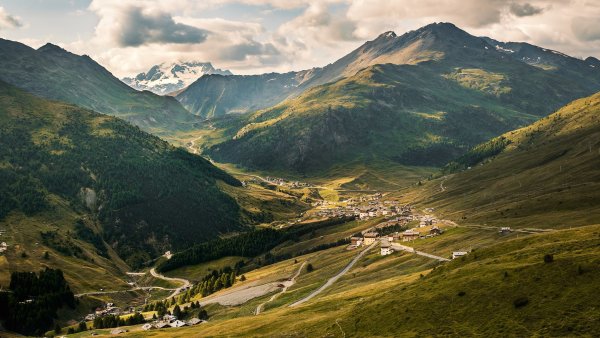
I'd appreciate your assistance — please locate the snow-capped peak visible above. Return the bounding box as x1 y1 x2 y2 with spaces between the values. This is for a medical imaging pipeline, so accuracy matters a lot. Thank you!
122 61 232 95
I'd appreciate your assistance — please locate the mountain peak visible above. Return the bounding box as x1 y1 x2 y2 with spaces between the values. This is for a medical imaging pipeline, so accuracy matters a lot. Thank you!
122 61 232 95
38 42 66 53
377 31 397 39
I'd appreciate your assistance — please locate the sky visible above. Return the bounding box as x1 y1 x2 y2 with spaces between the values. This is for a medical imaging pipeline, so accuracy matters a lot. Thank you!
1 0 600 77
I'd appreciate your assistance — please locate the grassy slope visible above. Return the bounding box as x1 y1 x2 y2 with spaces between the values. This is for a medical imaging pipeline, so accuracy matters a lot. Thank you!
203 24 600 174
405 91 600 228
0 81 243 275
0 195 130 293
0 39 198 135
107 225 599 337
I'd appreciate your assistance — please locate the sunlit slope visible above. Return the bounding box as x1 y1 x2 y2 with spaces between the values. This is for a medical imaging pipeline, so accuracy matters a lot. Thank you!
410 91 600 228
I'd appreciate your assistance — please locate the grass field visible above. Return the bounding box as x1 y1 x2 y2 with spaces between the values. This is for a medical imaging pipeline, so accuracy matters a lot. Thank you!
163 256 245 281
92 224 600 337
0 196 130 293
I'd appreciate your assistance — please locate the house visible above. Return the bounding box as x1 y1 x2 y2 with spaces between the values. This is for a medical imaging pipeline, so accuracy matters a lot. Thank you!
350 237 363 247
359 212 369 220
380 240 393 256
187 318 204 326
387 234 394 242
110 328 127 334
169 320 187 328
363 232 379 245
163 314 177 322
452 251 468 259
85 314 96 321
141 323 153 331
499 227 512 234
402 230 420 242
0 242 7 253
154 322 169 329
430 226 443 236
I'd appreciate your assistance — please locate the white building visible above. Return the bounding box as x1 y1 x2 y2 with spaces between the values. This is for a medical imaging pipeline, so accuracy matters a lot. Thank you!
169 320 187 328
380 240 393 256
452 251 468 259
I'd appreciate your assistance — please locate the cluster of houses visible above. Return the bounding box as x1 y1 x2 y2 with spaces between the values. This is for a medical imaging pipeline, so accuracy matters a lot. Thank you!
263 176 310 188
85 303 124 321
350 224 446 256
313 198 414 220
142 314 205 330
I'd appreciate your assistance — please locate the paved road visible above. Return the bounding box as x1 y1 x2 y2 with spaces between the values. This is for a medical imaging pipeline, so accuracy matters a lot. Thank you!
75 286 176 298
255 262 306 315
391 243 450 262
150 268 191 299
289 242 377 307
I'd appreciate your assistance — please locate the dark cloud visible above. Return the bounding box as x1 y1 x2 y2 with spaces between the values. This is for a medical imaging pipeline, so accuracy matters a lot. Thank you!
219 41 280 61
118 7 209 47
509 2 544 17
0 7 23 30
572 16 600 41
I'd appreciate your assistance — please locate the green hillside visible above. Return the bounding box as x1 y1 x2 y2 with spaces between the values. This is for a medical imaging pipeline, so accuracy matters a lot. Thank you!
202 23 600 173
0 81 243 269
408 91 600 228
0 39 199 135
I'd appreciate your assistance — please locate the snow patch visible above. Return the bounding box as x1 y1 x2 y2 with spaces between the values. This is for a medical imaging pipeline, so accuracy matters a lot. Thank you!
495 45 515 53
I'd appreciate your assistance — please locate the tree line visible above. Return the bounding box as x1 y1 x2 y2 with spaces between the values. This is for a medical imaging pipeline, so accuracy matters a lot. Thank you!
0 268 75 336
158 216 355 273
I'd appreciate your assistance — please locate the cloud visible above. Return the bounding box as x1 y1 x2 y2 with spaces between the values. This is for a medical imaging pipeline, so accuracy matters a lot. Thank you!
96 5 209 47
219 41 280 61
0 6 22 30
509 2 544 17
60 0 600 77
571 16 600 41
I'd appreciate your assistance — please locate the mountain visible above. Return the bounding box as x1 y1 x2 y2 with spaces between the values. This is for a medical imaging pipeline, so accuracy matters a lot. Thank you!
0 39 199 135
0 80 244 270
414 90 600 227
176 70 316 118
201 23 600 173
122 61 232 95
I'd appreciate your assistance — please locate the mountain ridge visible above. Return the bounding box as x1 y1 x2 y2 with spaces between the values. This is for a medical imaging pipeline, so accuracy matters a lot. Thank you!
0 38 199 135
123 61 232 95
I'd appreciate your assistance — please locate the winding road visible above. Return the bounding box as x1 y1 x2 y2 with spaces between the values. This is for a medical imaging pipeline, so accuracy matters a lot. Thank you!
289 242 377 307
75 269 191 299
150 268 191 299
255 261 306 315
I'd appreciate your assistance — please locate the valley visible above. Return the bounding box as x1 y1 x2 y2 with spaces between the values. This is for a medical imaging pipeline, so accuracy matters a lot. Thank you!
0 17 599 337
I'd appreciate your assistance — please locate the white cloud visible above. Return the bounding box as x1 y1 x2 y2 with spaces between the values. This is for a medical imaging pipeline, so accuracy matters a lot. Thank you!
57 0 600 76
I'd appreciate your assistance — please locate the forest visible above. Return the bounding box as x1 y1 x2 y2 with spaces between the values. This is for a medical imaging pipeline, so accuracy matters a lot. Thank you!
158 216 355 272
0 268 75 336
0 82 244 268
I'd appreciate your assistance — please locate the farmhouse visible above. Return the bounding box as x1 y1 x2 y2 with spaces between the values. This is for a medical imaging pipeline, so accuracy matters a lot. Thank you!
169 320 188 328
350 236 363 247
363 232 379 245
430 226 443 236
380 240 393 256
401 230 420 242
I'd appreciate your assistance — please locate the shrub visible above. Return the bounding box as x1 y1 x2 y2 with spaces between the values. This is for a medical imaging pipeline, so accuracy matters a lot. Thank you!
306 263 314 272
513 297 529 308
544 254 554 263
457 291 466 297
